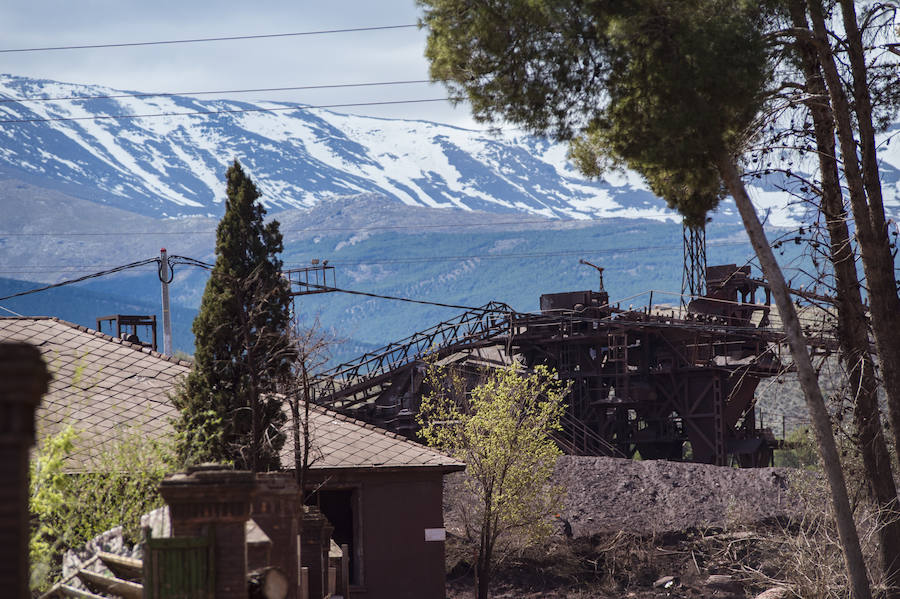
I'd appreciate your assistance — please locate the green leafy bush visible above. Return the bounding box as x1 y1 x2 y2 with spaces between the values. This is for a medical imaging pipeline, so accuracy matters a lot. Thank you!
774 427 819 469
29 425 174 591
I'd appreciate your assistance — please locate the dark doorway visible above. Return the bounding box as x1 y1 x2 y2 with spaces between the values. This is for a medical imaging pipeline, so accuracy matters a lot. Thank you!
308 488 358 585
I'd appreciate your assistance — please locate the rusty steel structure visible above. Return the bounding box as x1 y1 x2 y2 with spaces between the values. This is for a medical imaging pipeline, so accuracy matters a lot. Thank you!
682 224 707 303
308 264 804 467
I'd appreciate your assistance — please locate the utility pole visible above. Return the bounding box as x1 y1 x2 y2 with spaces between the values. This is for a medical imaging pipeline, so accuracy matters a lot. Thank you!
159 248 173 356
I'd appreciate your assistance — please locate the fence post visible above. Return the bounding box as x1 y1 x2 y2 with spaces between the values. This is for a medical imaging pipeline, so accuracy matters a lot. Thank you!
300 506 334 599
159 465 255 599
340 544 350 597
0 343 50 599
252 472 300 599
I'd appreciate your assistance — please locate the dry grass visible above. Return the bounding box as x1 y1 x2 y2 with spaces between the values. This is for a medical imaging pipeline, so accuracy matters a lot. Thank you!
445 528 714 598
717 468 896 599
731 504 891 599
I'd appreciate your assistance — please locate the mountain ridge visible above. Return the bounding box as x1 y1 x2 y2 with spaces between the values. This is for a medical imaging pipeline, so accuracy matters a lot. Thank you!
1 74 897 360
0 73 679 221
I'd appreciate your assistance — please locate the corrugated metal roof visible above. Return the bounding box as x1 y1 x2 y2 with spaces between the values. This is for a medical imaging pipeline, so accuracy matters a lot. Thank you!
1 317 463 472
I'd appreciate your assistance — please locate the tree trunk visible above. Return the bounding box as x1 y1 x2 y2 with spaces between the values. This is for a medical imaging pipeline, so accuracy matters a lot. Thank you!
716 155 873 599
291 390 302 487
788 4 900 593
836 0 900 471
807 0 900 467
475 521 492 599
299 359 312 502
240 295 261 472
475 556 490 599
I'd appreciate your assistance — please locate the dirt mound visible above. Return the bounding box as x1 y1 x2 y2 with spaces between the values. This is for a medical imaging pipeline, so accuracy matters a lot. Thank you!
555 456 808 536
445 456 812 539
443 456 817 598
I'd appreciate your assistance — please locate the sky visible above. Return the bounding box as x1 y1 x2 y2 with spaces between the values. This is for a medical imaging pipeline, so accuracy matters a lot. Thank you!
0 0 486 129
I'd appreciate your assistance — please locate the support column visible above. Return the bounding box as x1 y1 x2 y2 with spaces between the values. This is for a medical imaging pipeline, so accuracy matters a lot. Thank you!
0 343 50 599
252 472 300 599
160 465 255 599
300 506 334 599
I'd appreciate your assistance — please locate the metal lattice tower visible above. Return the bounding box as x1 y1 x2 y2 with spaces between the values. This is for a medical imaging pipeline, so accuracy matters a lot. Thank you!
682 223 707 305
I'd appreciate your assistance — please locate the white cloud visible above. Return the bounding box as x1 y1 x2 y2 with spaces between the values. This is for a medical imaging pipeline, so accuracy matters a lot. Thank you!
0 1 485 128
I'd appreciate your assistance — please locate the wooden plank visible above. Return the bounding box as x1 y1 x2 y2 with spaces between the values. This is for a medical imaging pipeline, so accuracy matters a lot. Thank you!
76 569 143 599
38 556 99 599
36 583 64 599
97 551 143 581
56 585 107 599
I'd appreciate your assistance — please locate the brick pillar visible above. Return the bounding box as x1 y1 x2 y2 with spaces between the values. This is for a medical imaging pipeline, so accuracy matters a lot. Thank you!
0 343 50 599
252 473 300 599
300 506 334 599
159 465 255 599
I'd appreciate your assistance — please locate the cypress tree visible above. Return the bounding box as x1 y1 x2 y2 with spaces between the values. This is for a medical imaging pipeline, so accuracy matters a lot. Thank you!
173 160 294 471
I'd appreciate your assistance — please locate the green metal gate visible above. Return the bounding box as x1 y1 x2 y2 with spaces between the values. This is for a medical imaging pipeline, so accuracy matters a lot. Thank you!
142 527 215 599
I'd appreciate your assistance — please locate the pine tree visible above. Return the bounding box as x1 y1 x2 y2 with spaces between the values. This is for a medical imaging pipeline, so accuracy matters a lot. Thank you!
419 1 875 595
173 160 294 471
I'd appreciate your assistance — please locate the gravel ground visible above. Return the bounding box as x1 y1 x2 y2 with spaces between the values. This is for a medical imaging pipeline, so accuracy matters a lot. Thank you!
553 456 809 536
446 455 811 538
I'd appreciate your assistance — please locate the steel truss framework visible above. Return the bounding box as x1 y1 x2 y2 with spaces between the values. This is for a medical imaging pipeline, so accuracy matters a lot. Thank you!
309 265 827 467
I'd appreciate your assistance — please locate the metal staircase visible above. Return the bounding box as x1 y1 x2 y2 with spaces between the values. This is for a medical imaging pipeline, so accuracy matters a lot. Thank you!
310 301 515 412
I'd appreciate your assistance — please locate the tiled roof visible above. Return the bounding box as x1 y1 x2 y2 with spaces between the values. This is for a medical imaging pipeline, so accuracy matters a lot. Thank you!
1 317 462 472
288 403 464 470
0 317 190 470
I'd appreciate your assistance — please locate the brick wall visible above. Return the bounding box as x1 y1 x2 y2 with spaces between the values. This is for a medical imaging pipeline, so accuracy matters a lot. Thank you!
252 472 300 598
160 465 255 599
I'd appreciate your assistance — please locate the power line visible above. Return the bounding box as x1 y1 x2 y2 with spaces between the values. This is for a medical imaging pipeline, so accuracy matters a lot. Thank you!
0 80 433 104
0 240 754 275
0 258 159 302
0 252 821 343
0 24 419 54
168 255 213 269
294 241 751 266
0 224 750 248
0 304 24 316
0 255 500 311
0 97 450 125
298 283 505 312
0 218 580 237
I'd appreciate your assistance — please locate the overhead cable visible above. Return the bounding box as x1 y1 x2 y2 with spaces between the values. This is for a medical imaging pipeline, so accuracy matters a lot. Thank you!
0 304 24 316
0 98 449 125
0 258 159 302
168 255 214 269
0 24 419 54
0 79 433 104
296 282 510 312
0 218 577 236
0 240 754 275
314 241 751 266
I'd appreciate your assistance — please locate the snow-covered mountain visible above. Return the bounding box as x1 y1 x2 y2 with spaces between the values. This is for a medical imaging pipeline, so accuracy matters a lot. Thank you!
6 75 899 357
1 74 899 227
0 74 677 220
